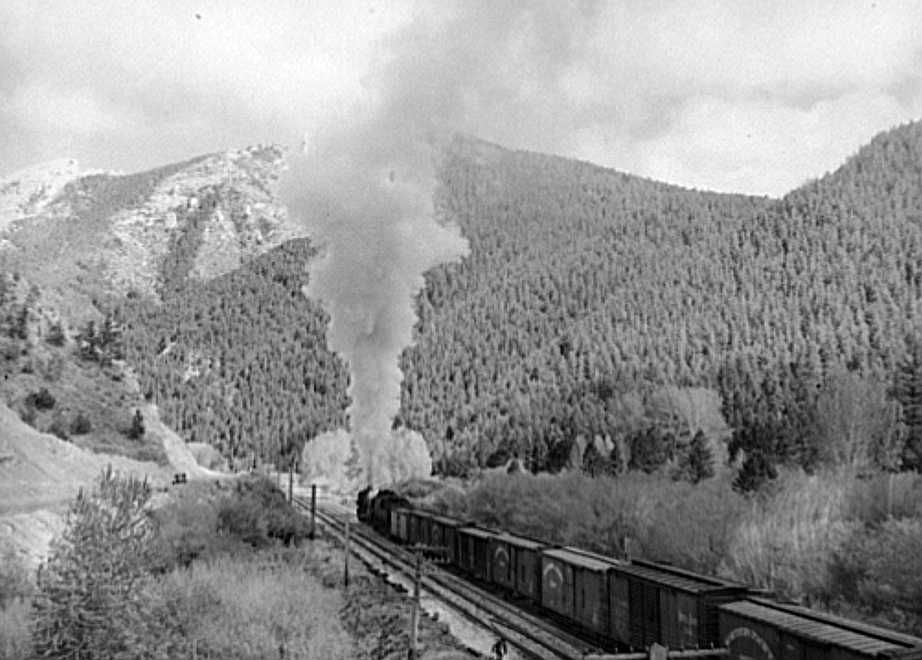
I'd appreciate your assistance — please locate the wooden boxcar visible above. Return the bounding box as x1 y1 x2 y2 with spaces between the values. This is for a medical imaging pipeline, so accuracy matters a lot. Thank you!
718 598 922 660
541 547 614 638
388 504 400 539
393 508 411 544
407 510 425 547
427 514 463 564
488 533 547 602
609 559 749 651
456 526 495 582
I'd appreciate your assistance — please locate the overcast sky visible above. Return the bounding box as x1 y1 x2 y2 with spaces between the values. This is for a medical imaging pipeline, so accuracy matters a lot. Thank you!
1 0 921 197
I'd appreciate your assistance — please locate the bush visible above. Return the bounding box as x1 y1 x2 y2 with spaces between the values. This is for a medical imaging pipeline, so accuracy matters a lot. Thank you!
25 387 55 410
69 412 92 435
217 477 309 548
0 597 32 660
149 495 246 573
45 321 66 346
126 409 145 440
31 465 172 658
47 414 69 441
453 470 746 573
832 518 922 617
150 555 353 659
0 540 33 608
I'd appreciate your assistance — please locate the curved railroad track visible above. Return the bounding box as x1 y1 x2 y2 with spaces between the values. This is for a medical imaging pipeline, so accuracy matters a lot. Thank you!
293 494 610 660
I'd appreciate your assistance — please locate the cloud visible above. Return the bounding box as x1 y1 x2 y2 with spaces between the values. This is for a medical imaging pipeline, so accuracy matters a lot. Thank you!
0 0 921 195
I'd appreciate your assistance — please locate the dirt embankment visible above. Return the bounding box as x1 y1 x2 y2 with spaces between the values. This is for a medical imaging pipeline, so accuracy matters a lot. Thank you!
0 401 219 568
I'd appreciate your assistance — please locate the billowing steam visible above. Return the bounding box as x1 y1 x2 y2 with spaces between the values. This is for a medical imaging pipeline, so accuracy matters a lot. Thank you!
285 3 605 488
286 52 469 488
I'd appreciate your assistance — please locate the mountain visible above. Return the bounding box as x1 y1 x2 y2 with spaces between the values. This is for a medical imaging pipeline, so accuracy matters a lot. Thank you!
0 145 299 319
7 123 922 483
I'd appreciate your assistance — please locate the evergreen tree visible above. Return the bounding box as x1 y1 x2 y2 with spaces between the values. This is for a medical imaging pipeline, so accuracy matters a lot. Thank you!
895 335 922 470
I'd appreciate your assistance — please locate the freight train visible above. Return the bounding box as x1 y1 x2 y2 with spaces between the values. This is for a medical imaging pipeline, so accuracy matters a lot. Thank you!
357 489 922 659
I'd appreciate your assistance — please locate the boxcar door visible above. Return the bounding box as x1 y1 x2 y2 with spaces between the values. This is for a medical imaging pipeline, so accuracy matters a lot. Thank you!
642 583 661 647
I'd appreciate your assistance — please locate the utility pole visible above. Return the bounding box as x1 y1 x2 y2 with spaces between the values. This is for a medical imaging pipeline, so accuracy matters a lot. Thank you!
344 518 350 588
310 484 317 540
288 460 294 504
409 547 421 660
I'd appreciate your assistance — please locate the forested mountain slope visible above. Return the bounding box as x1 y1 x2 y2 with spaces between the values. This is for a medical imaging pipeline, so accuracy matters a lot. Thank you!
118 124 922 478
403 126 922 474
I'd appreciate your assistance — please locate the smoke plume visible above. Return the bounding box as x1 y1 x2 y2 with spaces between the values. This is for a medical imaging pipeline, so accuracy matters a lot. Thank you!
284 3 611 487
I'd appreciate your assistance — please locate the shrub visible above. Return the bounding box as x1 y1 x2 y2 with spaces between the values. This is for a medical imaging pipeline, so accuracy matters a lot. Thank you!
217 477 309 548
0 597 32 660
31 465 170 658
722 468 856 602
151 555 353 659
0 540 33 608
69 412 92 435
833 518 922 617
126 409 145 440
45 321 66 346
47 414 69 441
148 496 246 573
25 387 55 410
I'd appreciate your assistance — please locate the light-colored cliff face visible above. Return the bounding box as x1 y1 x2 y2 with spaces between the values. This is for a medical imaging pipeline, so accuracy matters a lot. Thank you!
0 145 302 301
0 159 88 236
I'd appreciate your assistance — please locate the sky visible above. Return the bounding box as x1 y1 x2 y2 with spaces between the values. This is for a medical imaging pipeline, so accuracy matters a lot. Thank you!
1 0 921 197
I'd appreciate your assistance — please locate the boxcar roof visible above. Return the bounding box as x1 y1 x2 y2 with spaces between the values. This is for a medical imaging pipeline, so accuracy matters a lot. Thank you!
492 532 546 550
746 597 922 648
543 547 615 572
720 600 920 655
428 514 464 527
456 526 496 540
614 561 745 594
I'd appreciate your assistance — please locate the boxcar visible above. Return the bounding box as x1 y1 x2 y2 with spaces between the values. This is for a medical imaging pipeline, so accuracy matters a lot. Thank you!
393 508 411 544
427 514 463 564
609 559 749 651
456 526 495 582
407 510 424 547
541 547 615 638
488 533 547 602
718 598 922 660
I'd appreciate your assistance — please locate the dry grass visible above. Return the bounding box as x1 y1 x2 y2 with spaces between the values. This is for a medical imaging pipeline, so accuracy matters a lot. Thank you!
154 553 354 660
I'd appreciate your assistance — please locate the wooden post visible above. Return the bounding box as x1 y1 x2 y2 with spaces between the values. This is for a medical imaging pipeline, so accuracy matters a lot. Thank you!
409 548 421 660
344 518 350 588
310 484 317 540
288 461 294 504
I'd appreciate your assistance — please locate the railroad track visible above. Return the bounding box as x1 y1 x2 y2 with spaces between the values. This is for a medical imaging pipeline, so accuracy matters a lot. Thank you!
293 494 606 660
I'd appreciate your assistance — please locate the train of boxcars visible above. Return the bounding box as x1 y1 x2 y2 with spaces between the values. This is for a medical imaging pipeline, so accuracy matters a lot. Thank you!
357 488 922 660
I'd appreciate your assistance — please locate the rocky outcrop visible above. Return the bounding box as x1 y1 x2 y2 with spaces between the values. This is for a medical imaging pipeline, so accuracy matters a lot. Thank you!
0 145 301 301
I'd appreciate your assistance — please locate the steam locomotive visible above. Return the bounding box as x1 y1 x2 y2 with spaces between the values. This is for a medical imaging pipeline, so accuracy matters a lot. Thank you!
357 488 922 659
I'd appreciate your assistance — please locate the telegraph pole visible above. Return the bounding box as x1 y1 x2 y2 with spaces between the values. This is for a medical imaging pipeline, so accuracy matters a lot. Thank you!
310 484 317 540
344 518 350 588
288 459 294 504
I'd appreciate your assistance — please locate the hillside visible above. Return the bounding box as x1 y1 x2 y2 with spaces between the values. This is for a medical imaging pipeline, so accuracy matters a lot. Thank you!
10 124 922 485
0 145 299 321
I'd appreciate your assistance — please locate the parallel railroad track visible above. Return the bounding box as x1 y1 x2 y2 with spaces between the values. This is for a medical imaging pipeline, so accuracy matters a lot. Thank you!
293 495 607 660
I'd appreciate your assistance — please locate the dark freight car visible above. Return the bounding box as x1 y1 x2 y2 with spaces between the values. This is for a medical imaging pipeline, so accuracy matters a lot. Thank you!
719 598 922 660
611 559 749 650
456 526 495 582
541 547 614 638
371 490 409 537
488 532 546 601
393 508 411 544
427 514 463 564
407 510 424 546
